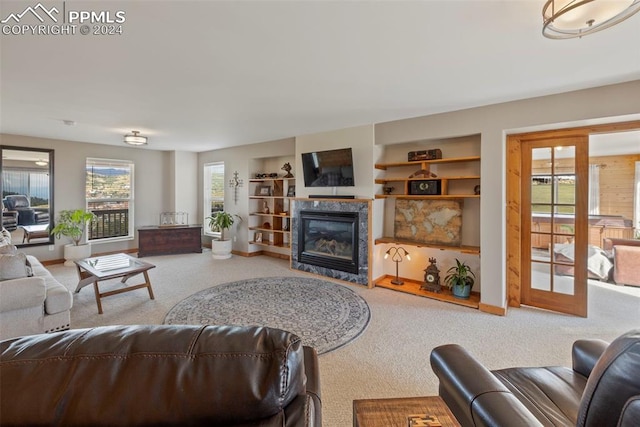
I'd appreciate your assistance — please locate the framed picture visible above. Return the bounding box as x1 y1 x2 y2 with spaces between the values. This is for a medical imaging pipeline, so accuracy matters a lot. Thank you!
287 185 296 197
254 232 263 243
256 185 271 196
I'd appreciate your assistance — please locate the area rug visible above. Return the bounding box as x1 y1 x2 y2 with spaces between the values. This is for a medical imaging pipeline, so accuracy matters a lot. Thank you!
163 276 370 354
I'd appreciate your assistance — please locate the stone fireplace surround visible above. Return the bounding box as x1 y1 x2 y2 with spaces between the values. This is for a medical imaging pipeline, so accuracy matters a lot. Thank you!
291 198 371 285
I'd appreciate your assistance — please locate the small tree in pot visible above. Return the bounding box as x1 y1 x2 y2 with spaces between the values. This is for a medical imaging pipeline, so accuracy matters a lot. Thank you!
443 259 476 299
206 211 241 259
50 209 96 266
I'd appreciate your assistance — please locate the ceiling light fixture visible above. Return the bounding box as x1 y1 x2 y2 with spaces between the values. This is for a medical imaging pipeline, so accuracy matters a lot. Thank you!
124 130 148 146
543 0 640 39
35 159 48 166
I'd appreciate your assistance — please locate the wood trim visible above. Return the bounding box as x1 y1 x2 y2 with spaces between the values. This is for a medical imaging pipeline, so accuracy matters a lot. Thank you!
512 120 640 140
479 302 507 316
506 135 522 307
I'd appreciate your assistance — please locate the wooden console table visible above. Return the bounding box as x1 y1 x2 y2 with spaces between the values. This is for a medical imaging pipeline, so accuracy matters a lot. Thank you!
137 225 203 257
353 396 460 427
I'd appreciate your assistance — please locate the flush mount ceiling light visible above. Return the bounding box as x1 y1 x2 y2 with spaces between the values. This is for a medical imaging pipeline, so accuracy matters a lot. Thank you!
35 159 48 166
124 130 148 146
543 0 640 39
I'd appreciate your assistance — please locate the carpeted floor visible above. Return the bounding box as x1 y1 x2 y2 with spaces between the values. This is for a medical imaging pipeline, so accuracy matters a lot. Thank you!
45 250 640 427
164 276 370 354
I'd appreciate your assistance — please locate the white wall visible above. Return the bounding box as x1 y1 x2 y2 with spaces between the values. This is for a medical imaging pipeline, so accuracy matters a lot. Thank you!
375 80 640 309
295 124 375 199
170 151 198 223
198 137 296 255
1 134 169 261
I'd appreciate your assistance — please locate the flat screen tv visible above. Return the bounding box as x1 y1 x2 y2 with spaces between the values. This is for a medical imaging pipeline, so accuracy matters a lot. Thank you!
301 148 355 187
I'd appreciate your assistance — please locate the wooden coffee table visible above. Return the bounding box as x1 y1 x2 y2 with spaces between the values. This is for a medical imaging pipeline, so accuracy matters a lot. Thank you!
20 224 49 243
353 396 460 427
74 253 156 314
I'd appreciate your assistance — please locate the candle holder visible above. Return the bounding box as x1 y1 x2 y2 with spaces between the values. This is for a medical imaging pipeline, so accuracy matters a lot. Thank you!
384 246 411 285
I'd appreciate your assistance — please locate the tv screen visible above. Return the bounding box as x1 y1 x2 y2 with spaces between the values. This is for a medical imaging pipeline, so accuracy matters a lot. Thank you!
301 148 355 187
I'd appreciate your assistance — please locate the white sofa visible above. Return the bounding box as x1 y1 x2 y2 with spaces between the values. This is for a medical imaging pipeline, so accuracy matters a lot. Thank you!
0 247 73 340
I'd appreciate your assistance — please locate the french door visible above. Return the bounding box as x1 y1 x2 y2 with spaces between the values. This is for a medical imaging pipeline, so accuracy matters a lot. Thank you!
521 136 589 317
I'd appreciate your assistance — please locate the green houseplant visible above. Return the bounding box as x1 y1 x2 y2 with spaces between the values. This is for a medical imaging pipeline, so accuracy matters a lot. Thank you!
443 259 476 299
50 209 96 266
206 211 241 260
205 211 239 241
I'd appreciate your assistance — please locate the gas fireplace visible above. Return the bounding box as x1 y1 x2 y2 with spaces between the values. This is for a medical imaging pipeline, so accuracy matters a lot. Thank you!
298 210 359 274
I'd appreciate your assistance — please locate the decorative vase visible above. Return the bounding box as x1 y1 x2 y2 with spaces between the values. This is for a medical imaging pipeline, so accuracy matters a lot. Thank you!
63 243 91 267
452 279 473 299
211 239 233 260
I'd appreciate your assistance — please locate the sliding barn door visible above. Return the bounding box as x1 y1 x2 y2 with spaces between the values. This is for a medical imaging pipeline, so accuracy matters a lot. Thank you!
521 136 589 317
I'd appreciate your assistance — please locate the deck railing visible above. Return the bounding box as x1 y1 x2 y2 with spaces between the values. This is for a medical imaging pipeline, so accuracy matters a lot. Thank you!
89 208 129 240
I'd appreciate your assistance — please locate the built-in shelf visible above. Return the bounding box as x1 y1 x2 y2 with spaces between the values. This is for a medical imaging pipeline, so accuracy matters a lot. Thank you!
374 194 480 199
375 275 480 309
375 237 480 254
374 156 481 170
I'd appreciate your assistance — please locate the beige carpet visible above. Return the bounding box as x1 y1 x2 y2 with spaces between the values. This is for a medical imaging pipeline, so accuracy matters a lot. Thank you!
47 250 640 427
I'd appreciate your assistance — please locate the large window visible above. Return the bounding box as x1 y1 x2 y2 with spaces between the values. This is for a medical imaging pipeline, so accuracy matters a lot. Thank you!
203 162 224 236
86 158 134 242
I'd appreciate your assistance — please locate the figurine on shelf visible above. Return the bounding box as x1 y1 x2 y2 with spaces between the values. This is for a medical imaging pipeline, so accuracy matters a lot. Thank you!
263 200 270 214
281 162 294 178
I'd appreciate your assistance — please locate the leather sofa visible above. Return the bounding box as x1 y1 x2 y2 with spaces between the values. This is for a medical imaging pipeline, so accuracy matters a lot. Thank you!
603 237 640 287
430 329 640 427
0 324 322 426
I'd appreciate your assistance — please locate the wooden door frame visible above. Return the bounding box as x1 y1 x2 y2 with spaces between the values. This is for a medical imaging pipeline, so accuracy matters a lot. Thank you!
506 120 640 309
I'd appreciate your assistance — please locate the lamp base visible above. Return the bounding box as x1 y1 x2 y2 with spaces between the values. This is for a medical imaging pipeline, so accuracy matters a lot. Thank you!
391 278 404 286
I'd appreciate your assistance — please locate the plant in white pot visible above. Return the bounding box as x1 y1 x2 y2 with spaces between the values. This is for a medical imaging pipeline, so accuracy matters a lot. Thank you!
206 211 240 260
50 209 96 266
443 258 476 299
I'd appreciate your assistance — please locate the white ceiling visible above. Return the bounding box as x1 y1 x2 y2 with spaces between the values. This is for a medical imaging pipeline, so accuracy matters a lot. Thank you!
1 1 639 153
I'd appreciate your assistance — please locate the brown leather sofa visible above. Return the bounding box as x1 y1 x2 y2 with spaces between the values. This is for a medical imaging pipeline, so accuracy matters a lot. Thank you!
430 329 640 427
603 237 640 287
0 324 322 426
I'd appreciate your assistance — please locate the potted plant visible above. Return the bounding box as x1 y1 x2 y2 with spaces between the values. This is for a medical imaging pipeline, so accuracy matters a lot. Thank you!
206 211 240 259
443 259 476 299
50 209 96 266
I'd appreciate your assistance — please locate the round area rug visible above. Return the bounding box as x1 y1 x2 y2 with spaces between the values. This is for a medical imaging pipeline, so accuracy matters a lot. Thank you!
163 276 370 354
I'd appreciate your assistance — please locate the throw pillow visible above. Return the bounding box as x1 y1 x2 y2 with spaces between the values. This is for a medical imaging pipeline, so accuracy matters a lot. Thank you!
0 227 11 246
0 253 30 281
0 244 18 254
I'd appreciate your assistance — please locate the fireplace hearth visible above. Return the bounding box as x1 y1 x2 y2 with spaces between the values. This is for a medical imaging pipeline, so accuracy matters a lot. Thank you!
298 210 358 274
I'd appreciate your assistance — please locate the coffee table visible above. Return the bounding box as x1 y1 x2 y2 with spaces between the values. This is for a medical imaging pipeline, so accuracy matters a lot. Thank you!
353 396 460 427
74 253 156 314
20 224 49 243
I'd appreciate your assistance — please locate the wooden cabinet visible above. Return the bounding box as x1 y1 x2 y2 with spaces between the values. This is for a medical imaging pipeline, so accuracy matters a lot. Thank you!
248 178 295 249
137 225 203 257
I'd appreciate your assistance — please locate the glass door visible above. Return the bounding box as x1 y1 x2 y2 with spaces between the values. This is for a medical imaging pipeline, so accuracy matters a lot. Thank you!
521 136 588 316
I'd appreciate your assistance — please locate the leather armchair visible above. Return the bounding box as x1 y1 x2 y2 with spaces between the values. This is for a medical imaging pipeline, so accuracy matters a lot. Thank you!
2 209 18 231
430 329 640 427
0 325 322 426
603 238 640 287
3 195 35 225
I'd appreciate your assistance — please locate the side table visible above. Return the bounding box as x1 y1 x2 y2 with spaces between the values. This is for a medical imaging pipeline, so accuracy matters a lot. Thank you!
353 396 460 427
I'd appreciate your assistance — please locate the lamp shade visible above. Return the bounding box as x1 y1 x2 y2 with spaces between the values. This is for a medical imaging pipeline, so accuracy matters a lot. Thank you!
124 131 147 146
543 0 640 39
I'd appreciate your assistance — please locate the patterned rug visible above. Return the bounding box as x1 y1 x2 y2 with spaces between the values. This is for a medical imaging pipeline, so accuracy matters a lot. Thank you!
163 276 370 354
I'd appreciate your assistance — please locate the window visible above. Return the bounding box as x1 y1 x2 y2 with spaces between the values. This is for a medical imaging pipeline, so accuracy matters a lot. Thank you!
86 158 134 242
203 162 224 236
531 174 576 215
